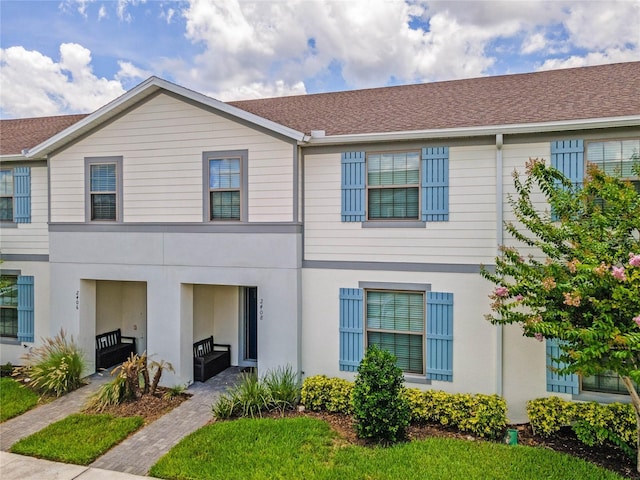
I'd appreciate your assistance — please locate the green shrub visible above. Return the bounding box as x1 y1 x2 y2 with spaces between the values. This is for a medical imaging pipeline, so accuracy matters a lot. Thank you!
527 396 635 458
301 375 353 413
403 388 507 439
301 375 506 439
0 362 14 377
352 345 410 443
19 329 85 397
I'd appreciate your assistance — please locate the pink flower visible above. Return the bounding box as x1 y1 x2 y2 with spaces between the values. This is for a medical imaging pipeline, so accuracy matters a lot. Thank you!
534 333 544 342
495 286 509 297
629 253 640 268
611 266 626 281
634 316 640 328
514 294 524 302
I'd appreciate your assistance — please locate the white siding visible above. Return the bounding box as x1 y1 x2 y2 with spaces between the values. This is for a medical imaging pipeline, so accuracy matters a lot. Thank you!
303 146 497 264
0 165 49 255
501 142 551 257
49 94 294 223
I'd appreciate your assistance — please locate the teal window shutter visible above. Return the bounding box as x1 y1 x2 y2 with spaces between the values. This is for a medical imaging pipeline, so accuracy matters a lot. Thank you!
341 152 365 222
551 140 584 188
421 147 449 221
546 338 579 394
14 167 31 223
550 140 583 220
17 275 34 343
339 288 363 371
426 291 453 381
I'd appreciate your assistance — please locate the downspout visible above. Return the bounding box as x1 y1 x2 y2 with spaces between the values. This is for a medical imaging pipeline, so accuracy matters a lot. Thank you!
495 133 504 396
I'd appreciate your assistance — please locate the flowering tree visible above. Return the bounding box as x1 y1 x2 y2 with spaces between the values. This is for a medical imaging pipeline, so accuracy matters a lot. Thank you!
481 159 640 469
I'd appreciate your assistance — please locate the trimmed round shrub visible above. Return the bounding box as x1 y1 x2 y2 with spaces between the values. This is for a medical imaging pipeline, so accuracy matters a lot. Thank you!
352 345 410 443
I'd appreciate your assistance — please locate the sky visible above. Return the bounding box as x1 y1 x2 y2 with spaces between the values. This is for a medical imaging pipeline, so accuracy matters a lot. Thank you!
0 0 639 119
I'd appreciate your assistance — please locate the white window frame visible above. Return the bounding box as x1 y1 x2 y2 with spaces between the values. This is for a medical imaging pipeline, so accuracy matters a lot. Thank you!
0 275 18 339
202 150 248 222
0 169 14 223
365 151 421 222
84 156 123 222
364 288 426 375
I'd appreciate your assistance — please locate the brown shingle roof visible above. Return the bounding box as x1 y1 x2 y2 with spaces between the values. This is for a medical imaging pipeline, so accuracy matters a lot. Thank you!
1 62 639 156
229 62 640 136
0 114 88 155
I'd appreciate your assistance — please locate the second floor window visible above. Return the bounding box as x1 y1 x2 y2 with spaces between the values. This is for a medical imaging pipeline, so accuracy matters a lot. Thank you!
90 163 117 221
367 152 420 220
209 157 241 221
0 169 13 222
587 139 640 191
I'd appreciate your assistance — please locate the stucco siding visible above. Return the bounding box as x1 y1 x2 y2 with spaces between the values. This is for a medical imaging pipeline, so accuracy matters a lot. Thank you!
301 268 497 392
303 146 497 264
0 165 49 255
49 93 294 223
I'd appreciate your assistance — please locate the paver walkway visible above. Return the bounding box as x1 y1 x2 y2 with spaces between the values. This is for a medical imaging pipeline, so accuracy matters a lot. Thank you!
0 367 242 477
90 367 241 475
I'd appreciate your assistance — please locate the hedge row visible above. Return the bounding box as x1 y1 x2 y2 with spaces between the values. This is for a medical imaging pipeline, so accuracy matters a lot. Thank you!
527 396 635 457
301 375 507 439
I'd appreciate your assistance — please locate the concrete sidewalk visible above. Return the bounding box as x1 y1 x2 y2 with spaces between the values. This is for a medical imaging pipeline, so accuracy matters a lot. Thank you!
0 451 148 480
0 367 242 478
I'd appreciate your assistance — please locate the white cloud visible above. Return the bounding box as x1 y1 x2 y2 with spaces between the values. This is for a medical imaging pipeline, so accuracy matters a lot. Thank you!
0 44 125 118
117 0 147 22
521 32 547 54
116 61 152 82
215 80 307 101
538 48 640 71
180 0 518 97
3 1 639 116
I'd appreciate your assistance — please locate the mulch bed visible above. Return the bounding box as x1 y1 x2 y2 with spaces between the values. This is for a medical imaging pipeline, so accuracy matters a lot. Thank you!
83 389 190 424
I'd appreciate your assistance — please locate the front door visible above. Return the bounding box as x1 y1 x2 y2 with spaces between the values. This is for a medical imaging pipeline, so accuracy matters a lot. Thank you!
244 287 258 363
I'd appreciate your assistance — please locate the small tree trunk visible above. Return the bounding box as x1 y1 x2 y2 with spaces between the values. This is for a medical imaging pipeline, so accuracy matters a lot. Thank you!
621 376 640 473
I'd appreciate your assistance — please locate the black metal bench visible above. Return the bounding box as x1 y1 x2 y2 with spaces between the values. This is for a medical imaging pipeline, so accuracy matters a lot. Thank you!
96 328 137 370
193 336 231 382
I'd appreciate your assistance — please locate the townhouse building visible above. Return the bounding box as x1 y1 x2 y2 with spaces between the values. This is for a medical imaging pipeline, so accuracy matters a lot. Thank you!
1 61 639 421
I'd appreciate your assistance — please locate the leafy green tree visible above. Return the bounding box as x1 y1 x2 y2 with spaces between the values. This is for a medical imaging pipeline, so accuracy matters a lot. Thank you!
481 159 640 470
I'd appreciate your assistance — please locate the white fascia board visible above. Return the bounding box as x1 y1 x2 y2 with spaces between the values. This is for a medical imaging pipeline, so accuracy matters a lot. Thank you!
0 154 29 162
26 77 305 158
305 115 640 145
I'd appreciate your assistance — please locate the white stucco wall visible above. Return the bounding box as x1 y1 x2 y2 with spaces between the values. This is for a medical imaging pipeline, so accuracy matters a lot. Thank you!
49 230 301 385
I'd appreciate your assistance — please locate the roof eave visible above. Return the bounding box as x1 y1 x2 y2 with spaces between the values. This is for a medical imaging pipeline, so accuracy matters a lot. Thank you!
305 115 640 145
25 77 306 158
0 154 30 162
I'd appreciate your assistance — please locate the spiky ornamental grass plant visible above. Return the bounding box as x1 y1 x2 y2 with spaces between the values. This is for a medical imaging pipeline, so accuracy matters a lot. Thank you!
481 159 640 470
19 329 85 397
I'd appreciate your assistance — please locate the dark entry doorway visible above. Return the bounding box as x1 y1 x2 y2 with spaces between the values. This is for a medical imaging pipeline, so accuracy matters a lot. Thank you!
244 287 258 362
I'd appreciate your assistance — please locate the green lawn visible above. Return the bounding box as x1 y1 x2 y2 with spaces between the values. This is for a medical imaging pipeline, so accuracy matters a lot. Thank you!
149 417 624 480
0 377 39 422
10 413 143 465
